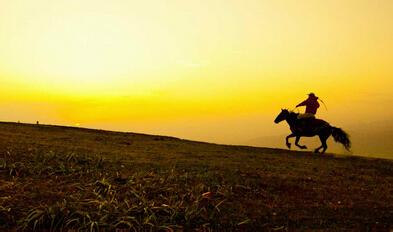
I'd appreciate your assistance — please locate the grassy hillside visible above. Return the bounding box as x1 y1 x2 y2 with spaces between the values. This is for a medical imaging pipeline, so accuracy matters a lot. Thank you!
1 122 393 231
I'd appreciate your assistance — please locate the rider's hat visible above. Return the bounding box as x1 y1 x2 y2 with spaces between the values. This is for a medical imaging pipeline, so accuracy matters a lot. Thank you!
308 92 318 99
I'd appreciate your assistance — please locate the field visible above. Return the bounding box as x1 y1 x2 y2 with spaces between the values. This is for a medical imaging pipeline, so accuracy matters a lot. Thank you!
1 122 393 231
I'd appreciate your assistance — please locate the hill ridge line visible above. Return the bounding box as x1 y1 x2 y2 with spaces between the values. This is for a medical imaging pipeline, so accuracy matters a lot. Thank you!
0 121 390 161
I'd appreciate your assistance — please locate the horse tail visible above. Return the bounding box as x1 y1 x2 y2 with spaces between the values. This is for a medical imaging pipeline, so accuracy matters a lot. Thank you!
331 127 351 151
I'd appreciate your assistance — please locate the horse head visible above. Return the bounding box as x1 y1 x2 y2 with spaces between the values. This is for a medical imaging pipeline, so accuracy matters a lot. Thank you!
274 109 289 124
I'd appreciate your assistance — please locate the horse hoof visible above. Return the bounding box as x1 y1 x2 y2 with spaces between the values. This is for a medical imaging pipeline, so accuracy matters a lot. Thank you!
301 146 308 149
314 150 319 153
286 143 291 149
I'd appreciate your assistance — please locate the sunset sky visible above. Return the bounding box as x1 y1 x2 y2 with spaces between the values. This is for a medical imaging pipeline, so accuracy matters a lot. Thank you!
0 0 392 144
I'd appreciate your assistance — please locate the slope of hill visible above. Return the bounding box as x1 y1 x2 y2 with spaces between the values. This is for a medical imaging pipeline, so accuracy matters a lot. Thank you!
0 122 393 231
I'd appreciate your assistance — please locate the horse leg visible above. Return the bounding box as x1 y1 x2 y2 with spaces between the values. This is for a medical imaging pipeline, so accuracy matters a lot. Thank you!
320 134 330 154
316 134 329 154
286 133 296 149
314 136 324 153
295 136 307 149
314 145 322 153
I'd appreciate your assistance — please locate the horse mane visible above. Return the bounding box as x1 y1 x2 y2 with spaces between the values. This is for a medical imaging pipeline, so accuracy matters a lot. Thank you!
284 109 299 117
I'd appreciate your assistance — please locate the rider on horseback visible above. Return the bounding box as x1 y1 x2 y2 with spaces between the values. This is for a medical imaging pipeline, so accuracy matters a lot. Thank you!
274 93 351 153
295 93 320 130
296 93 320 119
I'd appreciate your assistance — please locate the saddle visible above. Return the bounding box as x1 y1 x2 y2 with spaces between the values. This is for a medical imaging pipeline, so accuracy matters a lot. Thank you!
297 113 315 120
295 114 317 132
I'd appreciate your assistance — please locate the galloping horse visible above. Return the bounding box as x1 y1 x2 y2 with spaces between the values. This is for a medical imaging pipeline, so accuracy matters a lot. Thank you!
274 109 351 153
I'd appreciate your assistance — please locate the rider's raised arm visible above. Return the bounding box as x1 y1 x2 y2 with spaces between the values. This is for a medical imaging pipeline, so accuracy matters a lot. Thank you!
296 100 308 107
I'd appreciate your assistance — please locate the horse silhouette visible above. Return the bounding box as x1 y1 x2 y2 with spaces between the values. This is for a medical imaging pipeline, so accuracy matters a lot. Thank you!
274 109 351 154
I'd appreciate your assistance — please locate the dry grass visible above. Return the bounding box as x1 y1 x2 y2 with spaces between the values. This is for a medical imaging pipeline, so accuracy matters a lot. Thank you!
0 122 393 231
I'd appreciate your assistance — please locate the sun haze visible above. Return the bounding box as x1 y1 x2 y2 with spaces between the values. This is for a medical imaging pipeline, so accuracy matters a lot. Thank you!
0 0 392 154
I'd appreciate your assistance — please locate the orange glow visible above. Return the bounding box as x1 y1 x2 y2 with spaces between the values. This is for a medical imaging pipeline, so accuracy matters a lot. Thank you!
0 0 392 144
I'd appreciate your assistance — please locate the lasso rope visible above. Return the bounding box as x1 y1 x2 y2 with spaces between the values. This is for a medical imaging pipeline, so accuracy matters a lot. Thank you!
318 98 328 111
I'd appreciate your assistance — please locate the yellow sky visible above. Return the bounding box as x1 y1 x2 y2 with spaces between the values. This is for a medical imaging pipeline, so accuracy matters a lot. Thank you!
0 0 392 143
